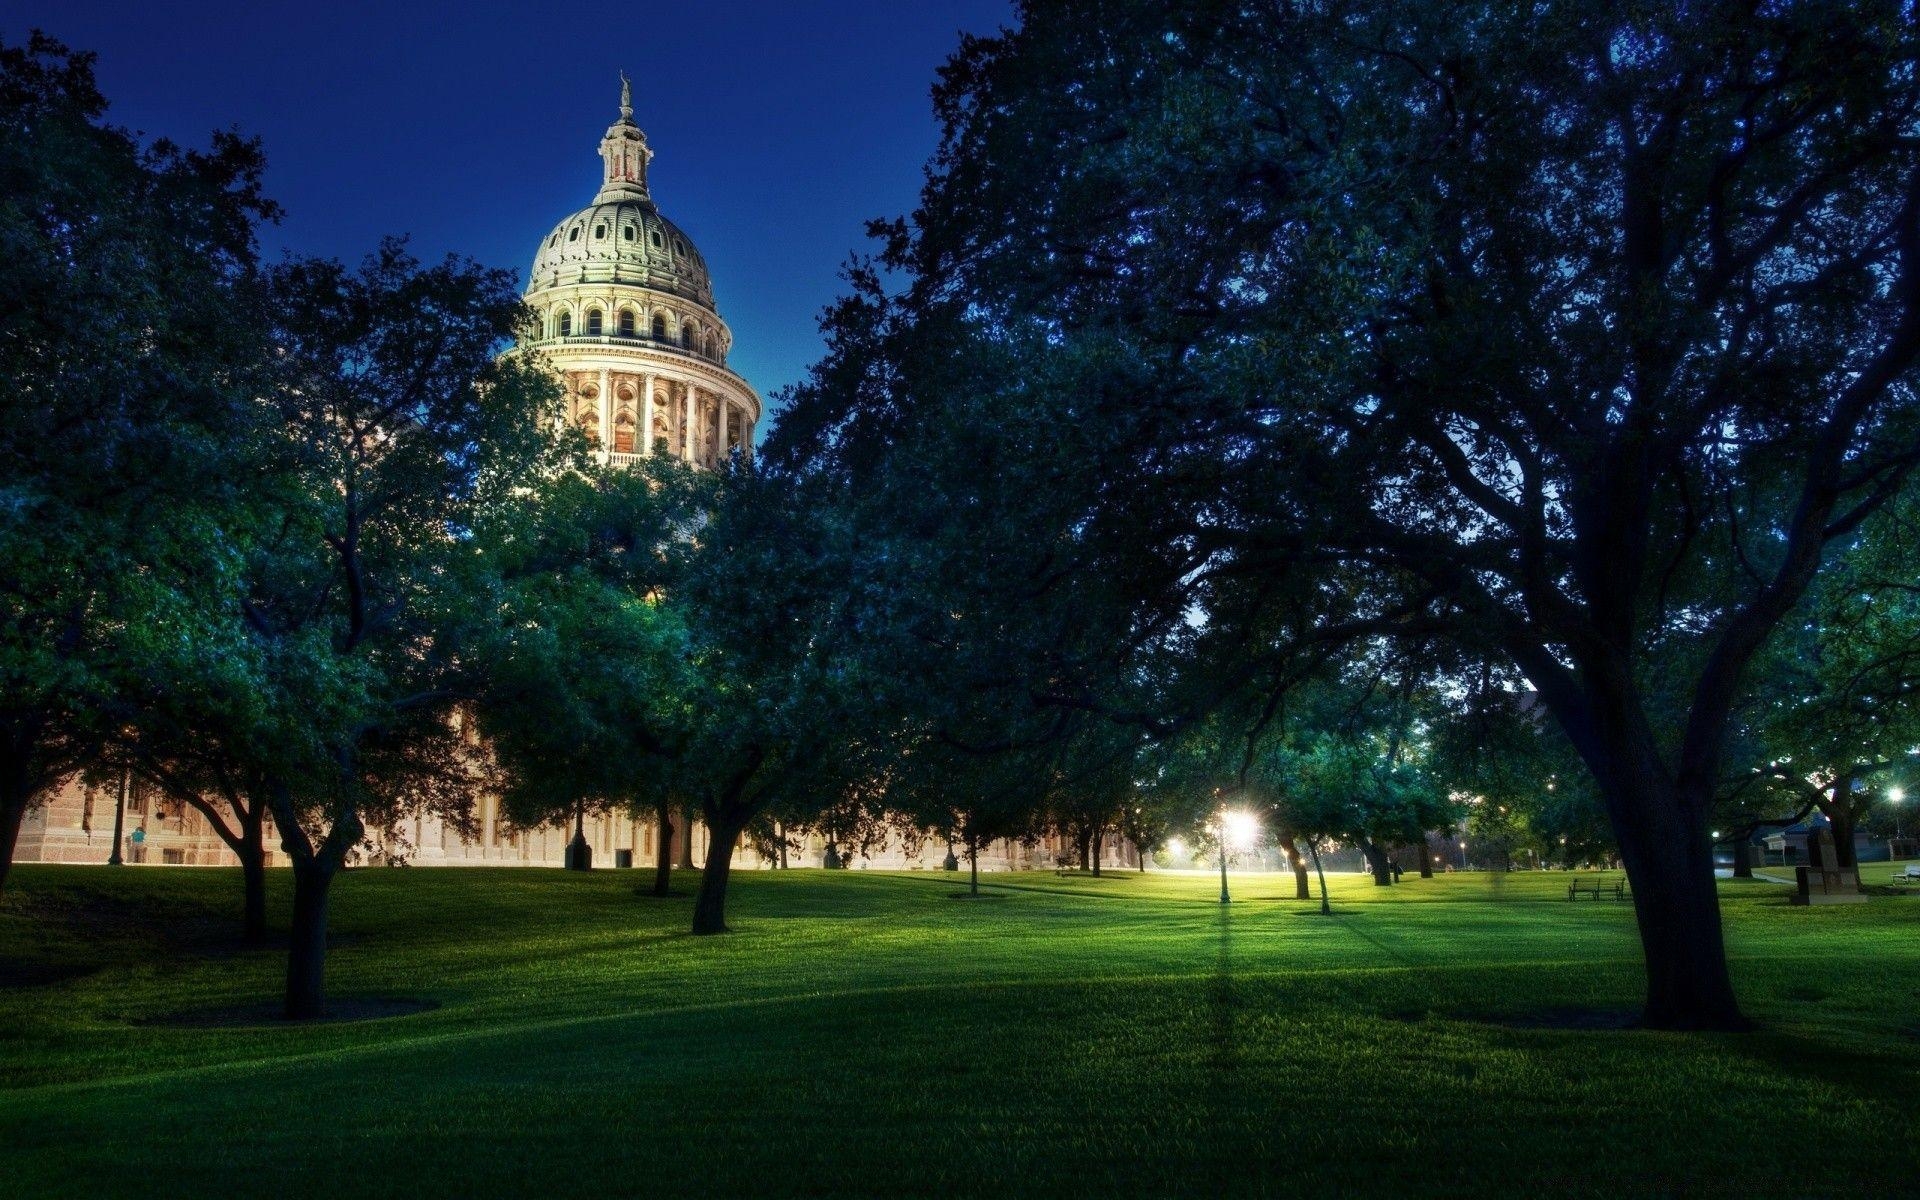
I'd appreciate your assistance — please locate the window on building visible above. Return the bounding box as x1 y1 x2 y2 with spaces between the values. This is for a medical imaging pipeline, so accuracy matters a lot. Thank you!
650 230 662 247
613 411 635 454
674 238 685 255
557 311 572 337
623 225 635 241
681 323 694 349
586 309 603 336
618 310 635 337
568 226 581 242
652 313 668 340
593 224 606 238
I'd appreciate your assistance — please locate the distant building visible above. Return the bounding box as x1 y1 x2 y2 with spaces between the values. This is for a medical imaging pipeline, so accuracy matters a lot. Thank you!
14 86 1084 876
526 75 760 467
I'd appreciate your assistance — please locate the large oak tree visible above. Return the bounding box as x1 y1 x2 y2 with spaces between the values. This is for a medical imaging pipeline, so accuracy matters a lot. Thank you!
778 0 1920 1029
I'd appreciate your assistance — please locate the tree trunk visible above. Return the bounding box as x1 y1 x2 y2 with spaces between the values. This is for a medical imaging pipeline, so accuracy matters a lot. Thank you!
677 803 696 870
1307 839 1331 915
776 821 789 869
1605 778 1747 1031
1278 834 1312 899
1090 828 1103 877
1827 793 1859 871
651 802 674 897
1731 841 1753 879
238 818 269 945
1361 838 1393 886
968 837 980 896
691 818 742 935
285 859 335 1020
0 792 28 898
1075 827 1091 870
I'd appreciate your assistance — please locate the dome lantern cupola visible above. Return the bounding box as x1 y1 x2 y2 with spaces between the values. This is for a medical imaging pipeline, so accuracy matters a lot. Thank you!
596 72 653 203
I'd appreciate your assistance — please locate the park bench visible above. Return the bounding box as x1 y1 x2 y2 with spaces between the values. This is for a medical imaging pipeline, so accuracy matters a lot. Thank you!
1567 879 1627 901
1894 864 1920 886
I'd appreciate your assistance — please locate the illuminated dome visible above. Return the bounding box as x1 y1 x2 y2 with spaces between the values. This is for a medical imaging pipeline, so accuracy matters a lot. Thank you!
522 76 758 467
529 199 714 309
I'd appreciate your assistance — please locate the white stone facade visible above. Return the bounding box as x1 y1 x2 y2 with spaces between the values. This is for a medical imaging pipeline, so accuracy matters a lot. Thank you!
522 78 759 469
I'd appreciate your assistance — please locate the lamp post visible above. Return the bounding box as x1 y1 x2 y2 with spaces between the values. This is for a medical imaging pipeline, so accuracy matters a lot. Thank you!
1217 812 1231 904
566 799 592 870
1891 786 1906 847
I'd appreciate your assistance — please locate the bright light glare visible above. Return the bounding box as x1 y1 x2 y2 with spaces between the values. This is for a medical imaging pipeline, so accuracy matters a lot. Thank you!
1221 810 1261 850
1891 787 1907 804
1167 837 1187 859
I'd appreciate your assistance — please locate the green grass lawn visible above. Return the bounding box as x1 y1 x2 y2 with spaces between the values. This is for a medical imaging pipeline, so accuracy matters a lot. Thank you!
1 864 1914 1198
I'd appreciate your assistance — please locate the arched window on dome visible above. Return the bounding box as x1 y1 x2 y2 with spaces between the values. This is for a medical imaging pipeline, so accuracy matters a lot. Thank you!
652 313 668 341
623 225 635 241
568 226 581 242
680 322 695 350
613 409 636 455
618 310 635 337
593 224 606 239
557 310 572 338
649 229 662 248
585 309 603 336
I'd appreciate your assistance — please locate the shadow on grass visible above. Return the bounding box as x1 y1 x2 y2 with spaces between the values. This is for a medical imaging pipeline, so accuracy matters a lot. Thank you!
134 996 440 1028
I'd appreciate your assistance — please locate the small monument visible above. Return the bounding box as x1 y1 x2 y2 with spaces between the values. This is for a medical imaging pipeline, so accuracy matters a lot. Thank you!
1792 828 1866 905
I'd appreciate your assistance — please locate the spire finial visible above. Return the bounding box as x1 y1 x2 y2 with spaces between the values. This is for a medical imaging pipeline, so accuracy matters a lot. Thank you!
619 72 633 122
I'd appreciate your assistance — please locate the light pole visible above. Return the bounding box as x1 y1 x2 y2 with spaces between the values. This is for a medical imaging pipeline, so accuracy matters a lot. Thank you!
566 799 592 870
1217 813 1231 904
1891 787 1907 848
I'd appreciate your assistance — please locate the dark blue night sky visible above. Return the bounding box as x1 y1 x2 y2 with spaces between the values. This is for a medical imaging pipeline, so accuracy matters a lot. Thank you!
0 0 1014 415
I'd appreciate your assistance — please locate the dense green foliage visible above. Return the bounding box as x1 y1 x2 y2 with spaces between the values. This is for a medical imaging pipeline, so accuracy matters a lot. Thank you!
770 0 1920 1028
0 33 276 890
1 864 1915 1198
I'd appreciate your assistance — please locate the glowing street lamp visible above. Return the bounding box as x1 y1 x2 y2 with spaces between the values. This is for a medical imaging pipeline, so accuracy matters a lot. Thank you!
1216 809 1260 904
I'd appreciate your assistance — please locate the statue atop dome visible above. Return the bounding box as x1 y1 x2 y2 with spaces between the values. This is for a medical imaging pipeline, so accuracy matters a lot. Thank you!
596 76 652 202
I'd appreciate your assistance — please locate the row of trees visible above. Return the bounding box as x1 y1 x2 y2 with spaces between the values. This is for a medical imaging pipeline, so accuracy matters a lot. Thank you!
11 0 1920 1036
0 36 878 1018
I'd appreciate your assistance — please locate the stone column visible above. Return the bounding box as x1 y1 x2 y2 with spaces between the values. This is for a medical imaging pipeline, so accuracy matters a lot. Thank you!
641 372 655 456
717 401 729 460
683 384 696 464
597 367 612 461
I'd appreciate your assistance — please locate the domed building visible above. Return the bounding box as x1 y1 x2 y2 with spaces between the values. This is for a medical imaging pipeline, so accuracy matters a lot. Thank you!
8 85 1134 878
523 78 758 467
